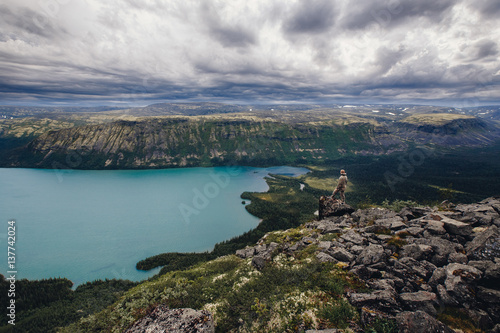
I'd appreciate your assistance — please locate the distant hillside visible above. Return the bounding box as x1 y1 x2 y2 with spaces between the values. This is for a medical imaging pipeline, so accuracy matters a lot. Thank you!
2 113 499 169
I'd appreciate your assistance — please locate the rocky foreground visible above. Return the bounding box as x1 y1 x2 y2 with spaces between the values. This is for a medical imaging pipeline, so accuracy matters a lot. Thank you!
236 197 500 332
123 197 500 332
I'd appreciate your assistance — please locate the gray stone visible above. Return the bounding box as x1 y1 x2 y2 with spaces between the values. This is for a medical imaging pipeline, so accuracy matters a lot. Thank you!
260 242 279 260
396 310 454 333
395 257 437 280
437 214 473 236
476 286 500 304
301 236 316 245
467 260 493 272
341 229 365 245
357 244 386 265
124 305 214 333
316 221 344 234
466 225 500 261
399 291 438 316
254 244 267 254
400 244 425 260
428 267 446 287
391 220 407 230
368 279 397 293
329 247 354 263
375 216 404 229
318 196 355 219
236 246 255 259
448 252 468 264
352 207 398 226
444 263 482 303
317 241 332 251
251 256 266 271
349 245 364 254
349 289 400 313
425 220 446 235
405 226 425 236
436 284 458 306
415 237 461 266
316 252 336 263
350 265 380 280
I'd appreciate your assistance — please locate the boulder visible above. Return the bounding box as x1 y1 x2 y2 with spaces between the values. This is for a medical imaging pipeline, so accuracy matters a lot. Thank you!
235 246 255 259
341 229 366 245
349 290 400 314
352 207 398 226
447 252 468 264
329 247 355 263
400 244 425 260
260 242 280 260
318 241 332 251
356 244 386 265
399 291 438 316
124 305 214 333
251 256 266 271
465 225 500 261
476 286 500 304
316 252 336 263
436 284 458 306
424 220 446 235
318 196 354 219
434 214 473 236
444 263 482 304
315 221 344 234
396 311 454 333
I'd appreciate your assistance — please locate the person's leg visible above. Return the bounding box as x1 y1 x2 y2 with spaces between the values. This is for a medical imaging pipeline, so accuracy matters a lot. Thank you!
332 188 339 198
340 190 345 203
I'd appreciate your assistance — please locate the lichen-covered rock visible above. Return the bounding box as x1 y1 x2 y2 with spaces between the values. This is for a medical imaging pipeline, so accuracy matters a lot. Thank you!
318 196 355 219
356 244 386 265
399 291 438 316
396 311 454 333
124 305 214 333
466 225 500 261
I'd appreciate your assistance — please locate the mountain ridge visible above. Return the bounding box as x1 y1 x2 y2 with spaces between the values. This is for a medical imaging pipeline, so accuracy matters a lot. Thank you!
2 113 499 169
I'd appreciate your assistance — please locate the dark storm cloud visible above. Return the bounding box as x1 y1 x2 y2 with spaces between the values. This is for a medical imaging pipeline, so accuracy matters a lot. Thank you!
474 40 498 60
341 0 455 30
201 2 257 48
0 4 67 39
470 0 500 19
283 0 337 35
0 0 499 106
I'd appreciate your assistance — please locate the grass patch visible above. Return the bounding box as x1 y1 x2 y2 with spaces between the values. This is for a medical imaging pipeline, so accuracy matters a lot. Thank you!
317 299 358 329
387 236 407 249
437 307 484 333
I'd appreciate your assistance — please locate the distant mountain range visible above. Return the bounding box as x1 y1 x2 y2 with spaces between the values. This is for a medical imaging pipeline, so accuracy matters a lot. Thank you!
1 103 499 169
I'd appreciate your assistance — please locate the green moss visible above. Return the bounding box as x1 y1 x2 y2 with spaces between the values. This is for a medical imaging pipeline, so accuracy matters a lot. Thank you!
437 307 484 333
387 236 407 249
317 299 358 329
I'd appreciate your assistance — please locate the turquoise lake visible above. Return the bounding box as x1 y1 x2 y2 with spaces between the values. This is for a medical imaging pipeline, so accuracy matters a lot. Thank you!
0 166 308 286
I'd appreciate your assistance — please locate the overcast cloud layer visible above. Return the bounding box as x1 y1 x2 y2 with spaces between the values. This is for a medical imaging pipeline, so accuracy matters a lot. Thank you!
1 0 499 106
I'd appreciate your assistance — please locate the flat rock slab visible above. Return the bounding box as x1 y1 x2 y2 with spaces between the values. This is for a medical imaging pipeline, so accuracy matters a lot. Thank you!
433 214 473 236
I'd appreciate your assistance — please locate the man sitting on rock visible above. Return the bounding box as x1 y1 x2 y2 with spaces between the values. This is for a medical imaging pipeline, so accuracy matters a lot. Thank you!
332 169 348 204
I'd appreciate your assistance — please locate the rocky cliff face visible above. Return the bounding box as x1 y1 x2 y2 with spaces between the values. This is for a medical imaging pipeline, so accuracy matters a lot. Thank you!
237 197 500 332
4 114 499 169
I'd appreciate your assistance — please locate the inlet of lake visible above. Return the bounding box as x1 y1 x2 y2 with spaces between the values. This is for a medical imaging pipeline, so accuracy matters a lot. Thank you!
0 166 309 286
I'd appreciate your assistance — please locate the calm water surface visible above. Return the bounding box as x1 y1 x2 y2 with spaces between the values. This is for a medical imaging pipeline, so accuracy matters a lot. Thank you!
0 166 308 285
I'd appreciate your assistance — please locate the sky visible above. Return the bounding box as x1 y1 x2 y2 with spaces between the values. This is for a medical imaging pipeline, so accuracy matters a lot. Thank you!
1 0 500 107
